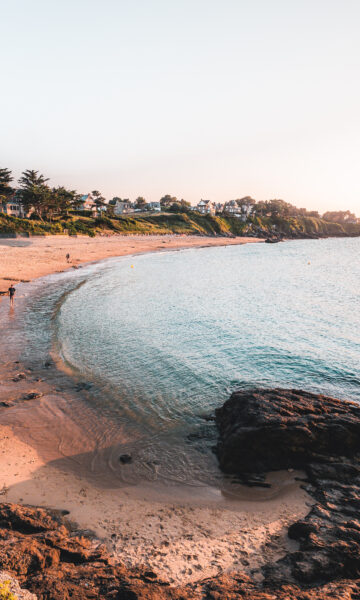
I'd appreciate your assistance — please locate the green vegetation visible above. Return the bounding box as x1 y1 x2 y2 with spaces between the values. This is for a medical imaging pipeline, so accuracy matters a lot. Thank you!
1 210 360 239
1 166 359 239
0 580 17 600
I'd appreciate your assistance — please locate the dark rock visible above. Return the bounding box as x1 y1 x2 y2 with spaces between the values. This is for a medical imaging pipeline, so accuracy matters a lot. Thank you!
0 400 14 407
23 391 43 401
12 373 26 382
75 382 93 392
215 388 360 589
215 388 360 474
119 454 133 464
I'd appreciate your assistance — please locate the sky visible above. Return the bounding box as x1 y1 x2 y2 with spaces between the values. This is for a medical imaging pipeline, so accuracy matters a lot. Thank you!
1 0 360 213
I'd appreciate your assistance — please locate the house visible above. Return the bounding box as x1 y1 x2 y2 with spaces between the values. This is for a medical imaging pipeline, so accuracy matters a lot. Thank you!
223 198 255 221
0 191 31 218
113 199 134 215
78 194 98 216
147 201 161 212
223 200 240 216
196 199 216 215
215 202 224 214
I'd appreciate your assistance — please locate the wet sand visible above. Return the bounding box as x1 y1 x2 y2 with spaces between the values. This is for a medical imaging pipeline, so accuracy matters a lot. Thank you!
0 233 312 584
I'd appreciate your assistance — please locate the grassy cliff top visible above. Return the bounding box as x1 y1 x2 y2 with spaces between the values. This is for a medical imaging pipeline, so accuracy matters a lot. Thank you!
1 211 359 239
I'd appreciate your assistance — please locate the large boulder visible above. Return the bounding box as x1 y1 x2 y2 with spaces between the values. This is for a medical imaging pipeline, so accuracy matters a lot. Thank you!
215 388 360 474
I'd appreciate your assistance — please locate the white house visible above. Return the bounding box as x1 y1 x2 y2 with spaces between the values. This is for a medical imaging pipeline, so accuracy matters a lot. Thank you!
223 198 255 221
147 201 161 212
196 199 216 215
223 200 240 216
113 200 134 215
0 192 32 218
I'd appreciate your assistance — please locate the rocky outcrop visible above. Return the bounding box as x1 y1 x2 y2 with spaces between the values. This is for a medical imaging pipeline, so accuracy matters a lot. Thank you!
215 388 360 474
1 388 360 599
0 503 186 600
215 388 360 591
0 500 358 600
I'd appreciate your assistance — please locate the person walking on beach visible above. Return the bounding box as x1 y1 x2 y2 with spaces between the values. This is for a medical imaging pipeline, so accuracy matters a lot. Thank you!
8 284 16 307
66 253 70 263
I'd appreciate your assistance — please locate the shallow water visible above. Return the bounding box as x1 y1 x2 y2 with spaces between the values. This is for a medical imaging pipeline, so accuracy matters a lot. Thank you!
2 238 360 488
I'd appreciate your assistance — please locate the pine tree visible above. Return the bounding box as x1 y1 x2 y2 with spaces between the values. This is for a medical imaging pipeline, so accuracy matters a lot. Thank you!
0 168 14 201
18 169 50 220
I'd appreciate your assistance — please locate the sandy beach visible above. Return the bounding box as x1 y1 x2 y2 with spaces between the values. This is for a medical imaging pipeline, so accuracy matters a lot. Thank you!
0 233 312 586
0 234 262 292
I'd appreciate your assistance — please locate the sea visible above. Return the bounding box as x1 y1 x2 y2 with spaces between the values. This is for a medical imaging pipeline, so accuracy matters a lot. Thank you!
2 237 360 490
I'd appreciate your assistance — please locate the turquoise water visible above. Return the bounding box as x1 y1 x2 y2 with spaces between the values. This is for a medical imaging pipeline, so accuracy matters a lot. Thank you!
52 238 360 486
3 238 358 488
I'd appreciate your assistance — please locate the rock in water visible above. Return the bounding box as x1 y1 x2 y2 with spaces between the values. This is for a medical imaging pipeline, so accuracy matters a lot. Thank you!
119 453 133 464
215 388 360 474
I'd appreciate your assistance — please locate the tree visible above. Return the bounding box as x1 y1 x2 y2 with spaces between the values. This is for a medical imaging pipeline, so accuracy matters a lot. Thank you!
50 187 80 217
266 199 292 217
91 190 106 210
160 195 177 209
322 210 357 223
18 170 50 220
254 201 268 216
168 199 191 213
236 196 256 208
0 168 14 202
135 196 147 210
109 196 121 206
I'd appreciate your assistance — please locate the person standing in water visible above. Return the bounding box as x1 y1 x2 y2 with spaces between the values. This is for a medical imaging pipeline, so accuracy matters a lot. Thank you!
8 284 16 307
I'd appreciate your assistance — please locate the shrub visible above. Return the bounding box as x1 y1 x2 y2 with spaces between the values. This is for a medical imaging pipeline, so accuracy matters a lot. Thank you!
0 580 17 600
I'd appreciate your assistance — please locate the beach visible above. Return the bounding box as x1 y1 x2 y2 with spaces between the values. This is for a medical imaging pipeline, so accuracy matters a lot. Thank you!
0 234 262 292
0 233 312 586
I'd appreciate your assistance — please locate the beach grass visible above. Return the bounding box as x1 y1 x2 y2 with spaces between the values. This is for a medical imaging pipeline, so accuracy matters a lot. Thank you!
1 211 359 238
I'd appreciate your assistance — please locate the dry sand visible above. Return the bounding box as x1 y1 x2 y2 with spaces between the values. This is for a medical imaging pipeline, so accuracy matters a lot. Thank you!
0 233 312 585
0 233 262 292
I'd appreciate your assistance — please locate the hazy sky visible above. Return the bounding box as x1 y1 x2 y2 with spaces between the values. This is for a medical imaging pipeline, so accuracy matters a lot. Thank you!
2 0 360 212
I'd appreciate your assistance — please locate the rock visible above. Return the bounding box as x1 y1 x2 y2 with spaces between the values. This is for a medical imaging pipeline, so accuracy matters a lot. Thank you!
0 503 185 599
215 388 360 589
23 392 43 401
215 388 360 474
119 454 132 464
12 373 26 382
0 498 359 599
1 388 359 599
